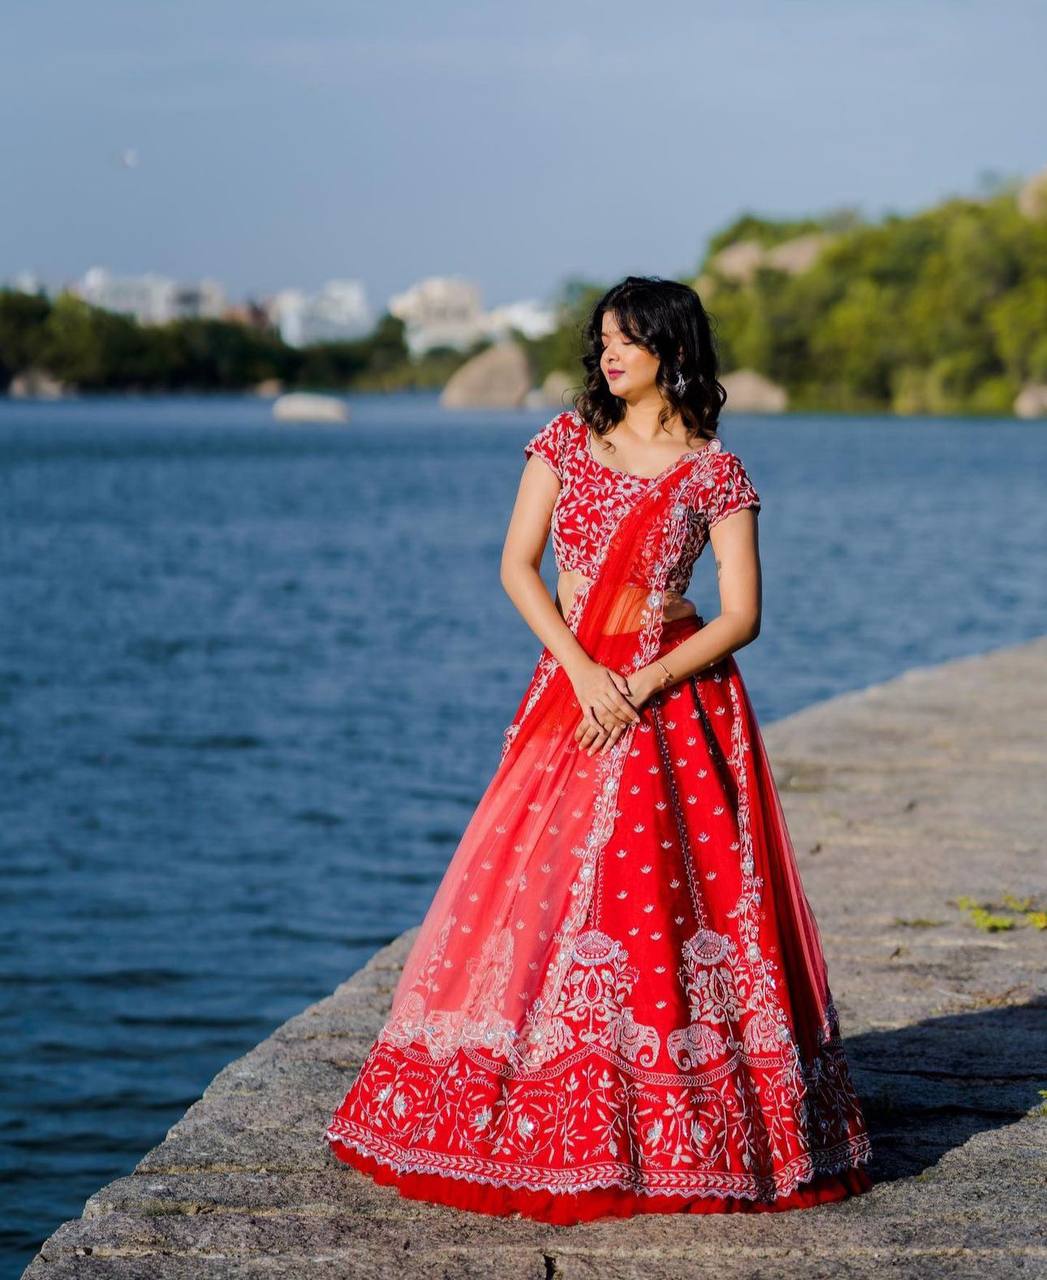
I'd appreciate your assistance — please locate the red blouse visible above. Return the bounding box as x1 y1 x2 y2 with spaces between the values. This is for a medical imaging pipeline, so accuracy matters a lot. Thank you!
523 410 760 597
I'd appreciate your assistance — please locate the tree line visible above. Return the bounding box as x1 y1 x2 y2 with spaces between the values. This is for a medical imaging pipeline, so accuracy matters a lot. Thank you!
3 183 1046 414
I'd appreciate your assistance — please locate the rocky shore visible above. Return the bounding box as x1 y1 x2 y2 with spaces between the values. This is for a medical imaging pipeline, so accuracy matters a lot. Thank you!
22 636 1047 1279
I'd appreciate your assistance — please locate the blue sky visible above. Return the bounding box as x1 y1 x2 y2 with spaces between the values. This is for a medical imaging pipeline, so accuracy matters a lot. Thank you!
2 0 1044 313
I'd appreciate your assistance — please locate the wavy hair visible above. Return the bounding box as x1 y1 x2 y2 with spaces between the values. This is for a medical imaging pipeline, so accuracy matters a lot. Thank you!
572 275 726 448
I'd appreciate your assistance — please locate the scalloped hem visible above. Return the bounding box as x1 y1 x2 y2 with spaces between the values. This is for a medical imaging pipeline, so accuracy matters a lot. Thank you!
326 1137 874 1225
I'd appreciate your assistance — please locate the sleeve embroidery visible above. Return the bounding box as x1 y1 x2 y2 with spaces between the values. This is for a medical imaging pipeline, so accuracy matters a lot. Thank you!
523 412 567 481
706 452 761 528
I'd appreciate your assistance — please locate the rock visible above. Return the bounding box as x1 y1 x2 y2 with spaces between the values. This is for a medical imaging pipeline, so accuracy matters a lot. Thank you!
710 234 833 284
253 377 284 397
710 238 766 284
692 272 718 298
720 368 788 413
1014 382 1047 418
7 368 69 399
523 369 577 410
440 340 533 409
271 392 349 423
765 232 833 274
1017 165 1047 220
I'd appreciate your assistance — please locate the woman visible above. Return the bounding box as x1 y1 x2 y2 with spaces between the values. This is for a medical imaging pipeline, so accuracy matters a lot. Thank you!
323 276 873 1223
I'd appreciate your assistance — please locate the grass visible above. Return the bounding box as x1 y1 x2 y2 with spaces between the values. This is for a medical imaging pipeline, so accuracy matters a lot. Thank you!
952 892 1047 933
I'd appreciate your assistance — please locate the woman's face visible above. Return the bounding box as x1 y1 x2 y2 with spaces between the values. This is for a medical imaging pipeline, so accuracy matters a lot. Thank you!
599 312 661 400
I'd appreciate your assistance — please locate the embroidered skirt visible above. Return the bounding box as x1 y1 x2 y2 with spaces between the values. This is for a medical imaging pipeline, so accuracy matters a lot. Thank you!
323 616 874 1223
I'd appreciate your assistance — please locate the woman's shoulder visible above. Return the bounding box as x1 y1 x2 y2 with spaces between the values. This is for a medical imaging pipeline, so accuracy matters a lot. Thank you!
523 408 584 478
692 437 761 525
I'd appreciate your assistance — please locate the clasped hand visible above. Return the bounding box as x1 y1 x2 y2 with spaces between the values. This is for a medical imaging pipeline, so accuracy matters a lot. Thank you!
568 660 653 757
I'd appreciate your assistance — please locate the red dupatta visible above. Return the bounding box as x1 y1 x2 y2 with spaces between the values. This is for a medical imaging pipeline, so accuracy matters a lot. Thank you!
377 441 836 1079
377 448 718 1071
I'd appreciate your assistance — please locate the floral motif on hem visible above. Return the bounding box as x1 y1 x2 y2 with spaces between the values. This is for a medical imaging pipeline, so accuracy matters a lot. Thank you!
322 1016 872 1203
324 1116 872 1202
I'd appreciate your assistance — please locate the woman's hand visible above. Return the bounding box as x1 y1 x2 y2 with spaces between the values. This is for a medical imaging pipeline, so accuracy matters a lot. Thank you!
565 659 645 757
571 663 666 755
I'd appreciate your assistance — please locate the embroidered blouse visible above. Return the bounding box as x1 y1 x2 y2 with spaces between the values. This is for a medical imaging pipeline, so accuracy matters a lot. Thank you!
523 409 760 600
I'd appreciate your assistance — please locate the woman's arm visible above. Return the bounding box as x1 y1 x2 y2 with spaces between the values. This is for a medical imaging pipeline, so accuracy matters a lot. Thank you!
500 456 640 730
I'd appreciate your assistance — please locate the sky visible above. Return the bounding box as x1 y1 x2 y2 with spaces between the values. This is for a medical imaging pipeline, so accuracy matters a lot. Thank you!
2 0 1045 315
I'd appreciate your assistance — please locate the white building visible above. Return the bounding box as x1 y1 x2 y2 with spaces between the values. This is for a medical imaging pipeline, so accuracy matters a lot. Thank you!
74 267 227 325
5 270 48 296
484 298 557 341
388 276 556 356
170 279 227 321
388 276 487 356
269 280 373 348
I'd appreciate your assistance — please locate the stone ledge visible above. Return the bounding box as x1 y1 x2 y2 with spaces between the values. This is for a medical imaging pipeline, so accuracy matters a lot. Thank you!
23 636 1047 1279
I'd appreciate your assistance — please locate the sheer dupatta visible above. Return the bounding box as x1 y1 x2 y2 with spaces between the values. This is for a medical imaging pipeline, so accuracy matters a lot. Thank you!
378 443 837 1084
377 450 711 1072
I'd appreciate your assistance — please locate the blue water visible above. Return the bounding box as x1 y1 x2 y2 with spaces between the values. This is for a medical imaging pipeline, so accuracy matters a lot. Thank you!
2 393 1045 1273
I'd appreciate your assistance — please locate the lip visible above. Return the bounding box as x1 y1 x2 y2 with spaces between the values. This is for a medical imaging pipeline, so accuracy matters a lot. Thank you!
607 369 624 380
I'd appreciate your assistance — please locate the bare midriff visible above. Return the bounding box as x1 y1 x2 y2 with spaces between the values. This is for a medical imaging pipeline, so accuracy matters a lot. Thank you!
555 569 698 623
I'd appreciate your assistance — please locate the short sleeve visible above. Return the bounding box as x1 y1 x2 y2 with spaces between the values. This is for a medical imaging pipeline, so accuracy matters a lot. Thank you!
705 451 761 528
523 412 568 481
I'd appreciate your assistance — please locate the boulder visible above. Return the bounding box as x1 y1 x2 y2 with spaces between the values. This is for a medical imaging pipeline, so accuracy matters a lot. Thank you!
1017 165 1047 220
272 392 350 423
440 340 533 409
524 369 577 410
765 232 832 274
720 368 789 413
252 377 284 397
1014 382 1047 418
710 239 766 284
7 368 69 399
710 233 833 284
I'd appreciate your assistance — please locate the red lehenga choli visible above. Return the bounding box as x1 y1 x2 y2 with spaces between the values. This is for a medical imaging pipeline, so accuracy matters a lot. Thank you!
323 410 873 1223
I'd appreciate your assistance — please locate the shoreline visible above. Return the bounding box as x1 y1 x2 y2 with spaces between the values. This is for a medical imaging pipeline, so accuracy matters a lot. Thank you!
22 634 1047 1278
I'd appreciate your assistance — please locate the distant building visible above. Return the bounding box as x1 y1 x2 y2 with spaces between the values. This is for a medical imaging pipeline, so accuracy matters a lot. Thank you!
269 280 373 348
73 267 227 325
388 276 556 356
484 298 557 341
5 270 48 296
170 279 227 322
388 276 487 355
221 300 274 332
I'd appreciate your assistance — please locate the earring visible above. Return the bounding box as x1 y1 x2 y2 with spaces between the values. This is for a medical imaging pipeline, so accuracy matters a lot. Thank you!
673 368 688 396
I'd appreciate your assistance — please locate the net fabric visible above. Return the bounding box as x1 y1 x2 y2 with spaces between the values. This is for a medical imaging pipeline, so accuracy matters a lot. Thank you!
376 447 811 1079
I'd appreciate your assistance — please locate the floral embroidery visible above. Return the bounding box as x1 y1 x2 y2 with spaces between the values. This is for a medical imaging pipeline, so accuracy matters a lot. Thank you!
522 409 760 596
516 928 660 1068
324 413 871 1204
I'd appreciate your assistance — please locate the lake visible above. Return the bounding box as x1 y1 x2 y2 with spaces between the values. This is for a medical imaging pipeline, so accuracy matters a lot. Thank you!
2 392 1045 1274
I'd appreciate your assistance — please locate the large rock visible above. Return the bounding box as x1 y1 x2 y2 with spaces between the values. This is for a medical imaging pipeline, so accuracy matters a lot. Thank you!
1014 382 1047 418
7 368 69 399
440 341 533 409
253 377 285 397
272 392 349 423
720 368 788 413
765 232 832 274
523 369 577 410
709 238 766 284
710 234 833 283
1017 165 1047 220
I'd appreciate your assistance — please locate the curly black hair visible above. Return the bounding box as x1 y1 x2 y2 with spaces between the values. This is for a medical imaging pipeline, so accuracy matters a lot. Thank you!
573 275 726 449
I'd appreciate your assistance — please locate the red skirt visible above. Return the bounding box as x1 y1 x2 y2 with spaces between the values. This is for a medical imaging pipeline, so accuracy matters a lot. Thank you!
327 1138 873 1225
324 615 874 1223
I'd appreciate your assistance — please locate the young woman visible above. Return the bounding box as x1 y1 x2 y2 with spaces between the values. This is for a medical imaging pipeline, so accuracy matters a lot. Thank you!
323 276 874 1223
